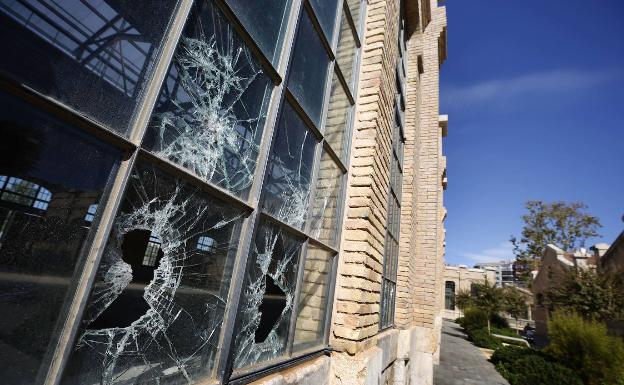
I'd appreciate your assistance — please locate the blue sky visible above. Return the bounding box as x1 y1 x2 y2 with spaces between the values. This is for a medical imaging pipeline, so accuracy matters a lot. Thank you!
440 0 624 265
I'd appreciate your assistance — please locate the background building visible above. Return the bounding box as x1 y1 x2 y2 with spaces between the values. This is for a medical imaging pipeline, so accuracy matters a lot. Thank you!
474 260 515 287
0 0 447 384
442 265 496 320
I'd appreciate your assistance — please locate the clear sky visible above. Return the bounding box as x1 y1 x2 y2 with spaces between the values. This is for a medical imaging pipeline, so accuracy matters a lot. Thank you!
440 0 624 266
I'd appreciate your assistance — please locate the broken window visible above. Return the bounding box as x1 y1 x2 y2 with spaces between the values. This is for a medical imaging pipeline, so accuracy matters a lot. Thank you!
293 243 334 350
233 222 302 369
261 101 318 230
60 162 244 385
0 91 121 385
0 0 178 134
144 0 273 198
309 149 343 246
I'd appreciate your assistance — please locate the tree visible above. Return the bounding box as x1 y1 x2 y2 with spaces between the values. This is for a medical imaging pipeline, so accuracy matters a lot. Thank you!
455 289 473 313
473 280 505 333
511 200 601 281
503 287 527 334
547 269 624 322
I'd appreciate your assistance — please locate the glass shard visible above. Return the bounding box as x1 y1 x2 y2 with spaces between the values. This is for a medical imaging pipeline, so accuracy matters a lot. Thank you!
61 163 244 385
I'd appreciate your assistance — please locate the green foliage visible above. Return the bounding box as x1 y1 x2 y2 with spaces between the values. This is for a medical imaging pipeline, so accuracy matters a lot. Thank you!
547 269 624 322
545 312 624 385
460 307 488 331
490 345 536 365
491 327 517 337
473 280 505 332
503 287 527 321
510 200 601 280
455 289 472 311
467 328 502 350
495 355 583 385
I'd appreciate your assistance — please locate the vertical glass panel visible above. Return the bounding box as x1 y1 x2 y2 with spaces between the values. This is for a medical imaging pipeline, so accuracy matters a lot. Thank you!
324 72 350 160
0 92 120 385
346 0 362 33
309 0 339 43
262 102 317 229
61 163 244 385
309 149 342 246
335 10 357 89
225 0 292 64
144 1 272 198
287 10 330 126
0 1 178 135
293 244 333 349
233 222 302 369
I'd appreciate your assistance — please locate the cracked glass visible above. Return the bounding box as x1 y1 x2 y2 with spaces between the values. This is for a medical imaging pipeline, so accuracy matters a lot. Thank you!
293 243 334 350
225 0 292 64
144 0 273 198
61 162 244 385
261 101 318 230
287 10 330 126
0 91 121 385
0 0 178 135
233 221 302 369
309 149 343 246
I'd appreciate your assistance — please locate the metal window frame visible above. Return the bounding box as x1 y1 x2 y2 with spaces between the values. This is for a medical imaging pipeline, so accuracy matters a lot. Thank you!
0 0 366 383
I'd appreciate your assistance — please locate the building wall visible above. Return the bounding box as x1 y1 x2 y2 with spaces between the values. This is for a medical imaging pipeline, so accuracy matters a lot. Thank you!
252 0 449 384
442 266 496 320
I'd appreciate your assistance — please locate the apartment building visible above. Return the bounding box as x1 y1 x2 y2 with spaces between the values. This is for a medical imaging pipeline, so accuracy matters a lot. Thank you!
0 0 447 384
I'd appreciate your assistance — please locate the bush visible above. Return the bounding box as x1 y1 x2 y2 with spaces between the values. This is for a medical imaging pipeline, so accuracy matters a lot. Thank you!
455 316 465 328
491 326 517 337
467 328 502 350
545 312 624 385
495 355 583 385
491 312 510 329
461 307 489 331
490 345 537 365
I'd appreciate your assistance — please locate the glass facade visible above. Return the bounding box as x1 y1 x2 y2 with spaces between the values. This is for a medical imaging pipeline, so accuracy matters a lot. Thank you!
0 0 364 384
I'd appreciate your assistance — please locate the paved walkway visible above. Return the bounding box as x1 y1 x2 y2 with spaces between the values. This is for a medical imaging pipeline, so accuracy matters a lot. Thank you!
434 321 509 385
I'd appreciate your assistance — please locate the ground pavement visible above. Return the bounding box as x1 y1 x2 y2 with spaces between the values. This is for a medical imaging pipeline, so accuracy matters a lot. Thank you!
433 320 509 385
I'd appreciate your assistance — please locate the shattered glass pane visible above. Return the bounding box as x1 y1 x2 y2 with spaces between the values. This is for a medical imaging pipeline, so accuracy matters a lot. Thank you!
0 0 178 135
261 102 318 230
0 91 120 385
225 0 292 64
287 10 331 126
309 149 343 246
233 221 302 369
61 162 244 385
293 243 334 350
324 72 351 160
144 0 272 198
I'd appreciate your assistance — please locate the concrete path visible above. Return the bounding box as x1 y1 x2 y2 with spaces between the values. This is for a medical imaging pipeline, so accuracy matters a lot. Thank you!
433 321 509 385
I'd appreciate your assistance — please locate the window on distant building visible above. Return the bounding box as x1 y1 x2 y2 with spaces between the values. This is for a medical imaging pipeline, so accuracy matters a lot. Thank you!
445 281 456 310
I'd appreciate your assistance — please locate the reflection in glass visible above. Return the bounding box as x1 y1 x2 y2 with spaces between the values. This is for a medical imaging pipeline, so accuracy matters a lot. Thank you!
0 0 178 135
145 1 272 198
262 102 318 229
233 222 302 368
324 72 351 159
309 0 339 43
61 163 244 385
335 9 358 90
309 150 342 246
346 0 362 33
287 11 330 126
293 244 333 349
0 91 120 385
225 0 292 64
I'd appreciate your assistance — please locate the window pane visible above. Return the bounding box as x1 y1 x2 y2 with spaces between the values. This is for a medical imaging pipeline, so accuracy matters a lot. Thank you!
346 0 362 33
0 1 178 135
309 0 339 43
324 72 350 159
233 222 302 369
262 102 317 229
225 0 292 64
336 10 357 90
293 244 333 349
61 163 244 385
309 149 342 246
144 1 272 198
287 10 330 126
0 92 120 385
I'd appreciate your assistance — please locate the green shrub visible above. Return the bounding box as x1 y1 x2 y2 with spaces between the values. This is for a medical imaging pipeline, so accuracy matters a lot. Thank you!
491 312 510 329
461 307 489 331
490 345 538 365
455 316 465 328
545 312 624 385
495 355 583 385
491 326 517 337
467 328 502 350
